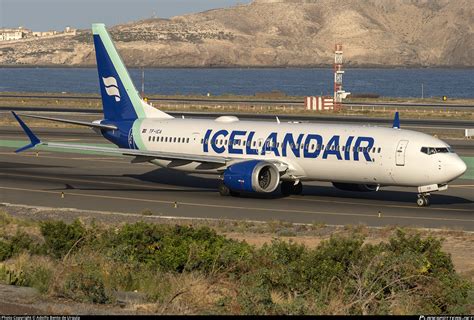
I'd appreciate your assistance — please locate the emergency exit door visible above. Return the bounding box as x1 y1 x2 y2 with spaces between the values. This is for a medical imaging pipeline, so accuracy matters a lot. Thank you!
396 140 409 166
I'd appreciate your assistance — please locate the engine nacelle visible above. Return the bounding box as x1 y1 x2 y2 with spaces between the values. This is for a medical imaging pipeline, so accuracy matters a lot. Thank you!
223 160 280 193
332 183 380 192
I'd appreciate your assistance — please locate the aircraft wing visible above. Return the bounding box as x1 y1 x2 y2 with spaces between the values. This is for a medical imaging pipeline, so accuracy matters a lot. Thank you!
44 142 229 164
11 111 229 164
11 111 291 171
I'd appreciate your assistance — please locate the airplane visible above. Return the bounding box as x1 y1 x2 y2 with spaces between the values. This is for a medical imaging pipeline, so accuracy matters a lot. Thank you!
11 24 467 207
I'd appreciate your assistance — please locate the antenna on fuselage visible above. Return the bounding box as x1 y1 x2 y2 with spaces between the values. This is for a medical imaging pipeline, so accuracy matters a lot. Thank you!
276 116 280 124
392 112 400 129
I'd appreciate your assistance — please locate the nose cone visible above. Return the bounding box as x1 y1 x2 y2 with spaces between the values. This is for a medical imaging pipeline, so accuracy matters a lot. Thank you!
458 158 468 176
451 157 467 180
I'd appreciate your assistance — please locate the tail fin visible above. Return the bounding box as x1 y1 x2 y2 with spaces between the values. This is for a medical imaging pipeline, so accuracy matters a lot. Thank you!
92 23 172 121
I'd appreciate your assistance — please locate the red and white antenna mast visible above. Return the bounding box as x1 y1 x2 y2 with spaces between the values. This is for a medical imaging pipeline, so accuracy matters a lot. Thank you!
334 44 350 110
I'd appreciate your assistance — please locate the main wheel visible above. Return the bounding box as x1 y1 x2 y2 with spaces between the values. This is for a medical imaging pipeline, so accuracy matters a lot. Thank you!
230 190 240 197
281 181 303 196
424 197 430 207
416 197 425 207
281 181 293 196
293 181 303 195
218 183 231 196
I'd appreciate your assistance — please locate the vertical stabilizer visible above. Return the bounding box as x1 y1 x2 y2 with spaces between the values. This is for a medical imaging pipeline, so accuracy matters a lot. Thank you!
92 23 173 121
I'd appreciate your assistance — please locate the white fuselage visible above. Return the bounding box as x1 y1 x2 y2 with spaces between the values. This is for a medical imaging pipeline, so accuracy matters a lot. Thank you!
130 116 466 188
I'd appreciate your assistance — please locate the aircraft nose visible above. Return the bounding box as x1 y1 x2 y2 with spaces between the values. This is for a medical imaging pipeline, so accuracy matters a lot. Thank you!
458 158 468 176
451 157 467 180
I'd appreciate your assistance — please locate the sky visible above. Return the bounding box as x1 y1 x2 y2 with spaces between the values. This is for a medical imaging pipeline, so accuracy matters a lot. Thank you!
0 0 251 31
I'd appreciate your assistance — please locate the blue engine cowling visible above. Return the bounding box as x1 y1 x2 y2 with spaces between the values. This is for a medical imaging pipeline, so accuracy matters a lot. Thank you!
223 160 280 193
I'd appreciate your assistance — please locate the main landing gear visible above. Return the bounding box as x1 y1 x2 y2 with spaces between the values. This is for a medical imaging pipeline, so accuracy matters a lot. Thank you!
416 193 431 207
218 182 239 197
281 181 303 196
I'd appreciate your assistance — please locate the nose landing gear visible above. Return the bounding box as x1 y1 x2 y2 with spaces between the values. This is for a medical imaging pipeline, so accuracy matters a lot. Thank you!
416 194 430 207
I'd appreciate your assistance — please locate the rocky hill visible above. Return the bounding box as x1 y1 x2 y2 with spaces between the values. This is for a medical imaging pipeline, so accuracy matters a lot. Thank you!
1 0 472 67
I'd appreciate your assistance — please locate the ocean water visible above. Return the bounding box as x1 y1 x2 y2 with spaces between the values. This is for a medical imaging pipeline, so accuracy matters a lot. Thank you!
0 67 472 98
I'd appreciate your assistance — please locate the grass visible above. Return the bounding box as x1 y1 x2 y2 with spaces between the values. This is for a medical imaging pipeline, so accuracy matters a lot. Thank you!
1 91 473 121
0 208 472 315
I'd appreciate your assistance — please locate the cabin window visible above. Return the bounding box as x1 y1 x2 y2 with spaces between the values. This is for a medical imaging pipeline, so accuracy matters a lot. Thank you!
186 138 189 143
378 147 381 153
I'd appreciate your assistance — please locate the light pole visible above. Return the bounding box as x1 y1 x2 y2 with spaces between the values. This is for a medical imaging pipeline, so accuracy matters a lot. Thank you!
141 67 145 97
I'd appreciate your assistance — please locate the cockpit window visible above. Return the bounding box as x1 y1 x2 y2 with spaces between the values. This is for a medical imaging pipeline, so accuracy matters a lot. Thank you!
421 147 453 155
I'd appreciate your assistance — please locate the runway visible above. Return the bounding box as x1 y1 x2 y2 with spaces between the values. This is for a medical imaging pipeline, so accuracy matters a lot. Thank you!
1 128 473 230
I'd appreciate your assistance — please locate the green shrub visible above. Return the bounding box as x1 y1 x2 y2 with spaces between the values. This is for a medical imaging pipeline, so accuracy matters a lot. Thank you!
27 266 53 294
0 240 10 261
106 222 252 273
0 216 470 314
0 232 34 261
64 270 110 304
236 231 472 315
40 219 85 258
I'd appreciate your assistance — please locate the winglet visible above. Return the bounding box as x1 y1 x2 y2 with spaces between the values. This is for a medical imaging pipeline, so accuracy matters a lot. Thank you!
392 112 400 129
11 111 41 153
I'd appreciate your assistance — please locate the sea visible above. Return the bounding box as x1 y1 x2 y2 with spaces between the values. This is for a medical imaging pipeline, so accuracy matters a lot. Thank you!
0 67 473 98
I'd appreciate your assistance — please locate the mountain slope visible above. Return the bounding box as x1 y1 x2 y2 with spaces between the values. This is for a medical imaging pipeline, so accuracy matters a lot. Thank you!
0 0 472 67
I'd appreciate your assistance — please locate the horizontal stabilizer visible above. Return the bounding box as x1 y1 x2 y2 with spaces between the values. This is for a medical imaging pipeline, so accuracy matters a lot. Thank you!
19 114 118 130
11 112 42 153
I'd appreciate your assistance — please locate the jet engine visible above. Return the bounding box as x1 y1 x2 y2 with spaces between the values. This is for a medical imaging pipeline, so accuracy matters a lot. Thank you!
332 183 380 192
223 160 280 193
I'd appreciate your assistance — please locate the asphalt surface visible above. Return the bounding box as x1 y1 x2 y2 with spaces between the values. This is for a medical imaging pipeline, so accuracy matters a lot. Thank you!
1 128 473 230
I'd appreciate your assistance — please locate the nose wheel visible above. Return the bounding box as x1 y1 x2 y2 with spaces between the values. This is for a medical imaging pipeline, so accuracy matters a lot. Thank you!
417 194 430 207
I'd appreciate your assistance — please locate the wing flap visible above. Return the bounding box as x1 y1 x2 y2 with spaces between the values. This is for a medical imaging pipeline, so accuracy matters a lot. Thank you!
45 142 229 164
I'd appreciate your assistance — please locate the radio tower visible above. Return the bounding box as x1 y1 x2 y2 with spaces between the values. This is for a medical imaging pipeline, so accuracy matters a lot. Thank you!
333 44 350 110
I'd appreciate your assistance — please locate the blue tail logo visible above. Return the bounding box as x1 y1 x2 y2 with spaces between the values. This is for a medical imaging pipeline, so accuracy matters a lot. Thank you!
92 23 173 122
102 76 121 102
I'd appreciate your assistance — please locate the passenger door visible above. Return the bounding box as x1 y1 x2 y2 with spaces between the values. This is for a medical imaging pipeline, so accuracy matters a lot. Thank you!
395 140 409 166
